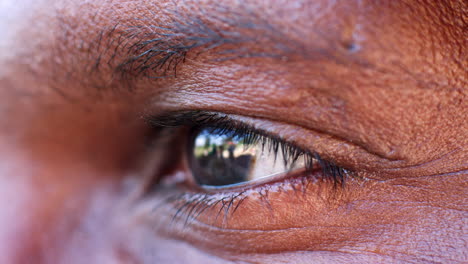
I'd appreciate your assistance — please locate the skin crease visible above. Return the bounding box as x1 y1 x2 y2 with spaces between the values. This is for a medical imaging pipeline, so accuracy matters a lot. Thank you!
0 0 467 263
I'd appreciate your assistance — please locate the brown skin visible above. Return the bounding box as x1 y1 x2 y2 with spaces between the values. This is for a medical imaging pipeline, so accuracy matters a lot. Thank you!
0 0 467 263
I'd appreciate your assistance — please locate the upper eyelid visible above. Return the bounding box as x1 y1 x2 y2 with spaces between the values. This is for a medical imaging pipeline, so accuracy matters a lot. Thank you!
145 110 303 152
146 110 325 157
146 109 449 180
146 110 311 159
146 110 350 186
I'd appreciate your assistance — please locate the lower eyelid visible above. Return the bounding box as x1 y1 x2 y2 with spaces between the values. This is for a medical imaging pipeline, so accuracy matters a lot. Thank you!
156 168 352 231
148 174 369 258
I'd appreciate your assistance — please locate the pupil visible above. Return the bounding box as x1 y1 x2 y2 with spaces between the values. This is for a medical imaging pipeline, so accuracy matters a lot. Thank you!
191 128 255 187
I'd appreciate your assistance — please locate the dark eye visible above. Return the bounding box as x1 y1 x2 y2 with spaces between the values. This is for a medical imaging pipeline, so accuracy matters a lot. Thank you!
147 111 349 191
148 111 351 229
189 127 307 187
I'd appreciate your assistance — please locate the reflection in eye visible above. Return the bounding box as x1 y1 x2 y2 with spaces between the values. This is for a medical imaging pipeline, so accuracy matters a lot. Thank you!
191 128 306 187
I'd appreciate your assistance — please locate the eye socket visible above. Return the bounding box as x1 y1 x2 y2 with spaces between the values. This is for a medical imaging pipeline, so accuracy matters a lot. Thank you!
190 127 307 187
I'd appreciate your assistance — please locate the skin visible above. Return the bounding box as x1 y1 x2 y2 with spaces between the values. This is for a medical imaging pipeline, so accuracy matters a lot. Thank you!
0 0 467 263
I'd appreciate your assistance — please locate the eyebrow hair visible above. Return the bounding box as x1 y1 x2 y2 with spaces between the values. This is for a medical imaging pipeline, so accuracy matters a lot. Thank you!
111 8 284 79
102 2 353 81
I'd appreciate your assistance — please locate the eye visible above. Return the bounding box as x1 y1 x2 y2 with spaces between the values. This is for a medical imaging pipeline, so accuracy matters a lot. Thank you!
146 111 352 229
149 111 349 191
190 127 308 187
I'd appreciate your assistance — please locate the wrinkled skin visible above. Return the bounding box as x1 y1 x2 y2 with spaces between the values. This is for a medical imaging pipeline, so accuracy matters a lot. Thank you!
0 0 467 263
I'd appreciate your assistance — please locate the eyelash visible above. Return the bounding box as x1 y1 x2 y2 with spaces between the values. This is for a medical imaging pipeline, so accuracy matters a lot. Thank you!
146 111 351 225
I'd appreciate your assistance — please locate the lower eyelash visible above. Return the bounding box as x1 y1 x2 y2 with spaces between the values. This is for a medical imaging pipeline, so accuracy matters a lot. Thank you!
163 189 272 228
157 168 341 228
170 192 247 227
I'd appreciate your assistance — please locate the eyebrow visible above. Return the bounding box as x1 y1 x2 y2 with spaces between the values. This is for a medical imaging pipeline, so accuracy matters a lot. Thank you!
112 10 286 79
98 3 353 81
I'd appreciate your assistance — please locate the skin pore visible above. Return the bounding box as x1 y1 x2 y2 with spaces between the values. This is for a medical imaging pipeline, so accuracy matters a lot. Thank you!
0 0 466 263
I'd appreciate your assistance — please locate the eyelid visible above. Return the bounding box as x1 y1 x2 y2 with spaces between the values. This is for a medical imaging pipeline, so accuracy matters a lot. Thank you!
146 110 351 188
147 111 362 230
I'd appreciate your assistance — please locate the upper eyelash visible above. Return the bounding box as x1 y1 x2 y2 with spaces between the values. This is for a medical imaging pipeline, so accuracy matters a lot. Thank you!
146 110 350 186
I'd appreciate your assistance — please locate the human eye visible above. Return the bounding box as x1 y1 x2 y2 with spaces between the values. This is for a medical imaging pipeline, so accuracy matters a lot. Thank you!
144 111 354 231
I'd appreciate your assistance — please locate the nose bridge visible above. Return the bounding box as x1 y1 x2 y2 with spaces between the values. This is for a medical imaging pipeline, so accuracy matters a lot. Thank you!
0 153 116 264
0 166 59 264
0 164 35 264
